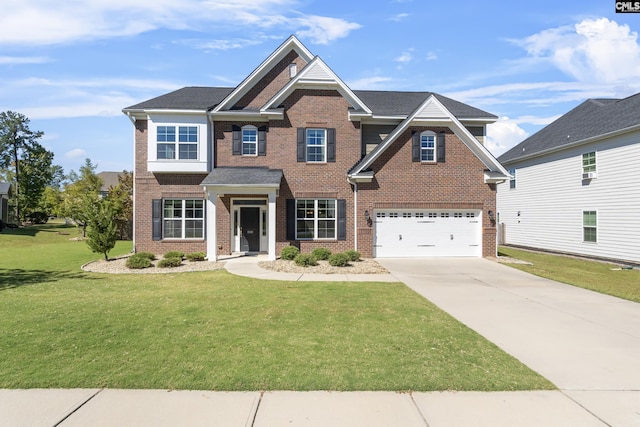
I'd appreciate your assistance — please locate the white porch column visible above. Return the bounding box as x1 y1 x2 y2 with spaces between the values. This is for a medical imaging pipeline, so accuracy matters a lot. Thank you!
206 191 218 261
268 191 277 260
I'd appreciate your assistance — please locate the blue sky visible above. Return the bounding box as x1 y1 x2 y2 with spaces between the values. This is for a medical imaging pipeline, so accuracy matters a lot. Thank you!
2 0 640 174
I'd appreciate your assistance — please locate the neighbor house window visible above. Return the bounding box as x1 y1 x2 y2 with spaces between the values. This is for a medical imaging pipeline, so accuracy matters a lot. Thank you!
509 168 516 189
296 199 336 239
242 126 258 156
582 152 596 173
163 199 204 239
420 131 436 162
583 211 597 243
157 125 198 160
306 129 326 162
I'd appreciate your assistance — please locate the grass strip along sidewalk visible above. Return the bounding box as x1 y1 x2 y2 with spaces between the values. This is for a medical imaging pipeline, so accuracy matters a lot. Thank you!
0 223 553 391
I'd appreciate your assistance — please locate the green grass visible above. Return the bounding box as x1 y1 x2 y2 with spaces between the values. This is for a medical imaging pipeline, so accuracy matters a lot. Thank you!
499 246 640 303
0 223 553 391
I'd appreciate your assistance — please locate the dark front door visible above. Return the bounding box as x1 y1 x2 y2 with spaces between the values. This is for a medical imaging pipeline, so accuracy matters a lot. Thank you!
240 207 260 252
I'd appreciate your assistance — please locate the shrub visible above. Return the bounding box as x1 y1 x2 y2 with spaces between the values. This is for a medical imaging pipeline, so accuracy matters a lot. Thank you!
186 252 206 262
281 246 300 260
136 252 156 260
311 247 331 260
344 250 361 262
328 253 349 267
158 257 182 268
126 254 152 269
294 253 318 267
28 211 49 224
163 251 185 259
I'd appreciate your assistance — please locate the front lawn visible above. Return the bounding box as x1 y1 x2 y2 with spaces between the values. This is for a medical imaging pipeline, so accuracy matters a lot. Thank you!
0 223 553 391
499 246 640 303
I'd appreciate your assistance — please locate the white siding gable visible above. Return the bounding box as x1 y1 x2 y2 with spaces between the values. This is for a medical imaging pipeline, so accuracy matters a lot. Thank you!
497 131 640 263
415 98 449 119
302 61 333 81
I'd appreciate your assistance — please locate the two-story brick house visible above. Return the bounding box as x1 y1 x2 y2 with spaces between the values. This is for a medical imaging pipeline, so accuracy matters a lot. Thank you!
123 35 509 261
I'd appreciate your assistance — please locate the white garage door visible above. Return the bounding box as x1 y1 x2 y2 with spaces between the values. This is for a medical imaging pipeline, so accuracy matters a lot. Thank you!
374 210 482 258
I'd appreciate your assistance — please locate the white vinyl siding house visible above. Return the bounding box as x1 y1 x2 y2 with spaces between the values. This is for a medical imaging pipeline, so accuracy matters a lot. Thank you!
497 127 640 264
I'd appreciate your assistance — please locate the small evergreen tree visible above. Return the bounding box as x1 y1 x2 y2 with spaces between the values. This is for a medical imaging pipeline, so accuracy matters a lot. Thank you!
86 199 117 261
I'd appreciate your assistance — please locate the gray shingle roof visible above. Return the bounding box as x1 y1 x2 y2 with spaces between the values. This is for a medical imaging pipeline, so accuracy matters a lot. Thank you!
124 87 234 111
200 167 283 187
0 182 10 196
499 93 640 164
353 90 497 119
96 172 123 192
124 87 495 120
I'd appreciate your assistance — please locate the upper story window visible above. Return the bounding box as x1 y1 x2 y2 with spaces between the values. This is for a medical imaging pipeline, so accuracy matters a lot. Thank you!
156 125 198 160
582 152 597 178
306 129 326 162
242 126 258 156
509 169 516 189
420 131 436 162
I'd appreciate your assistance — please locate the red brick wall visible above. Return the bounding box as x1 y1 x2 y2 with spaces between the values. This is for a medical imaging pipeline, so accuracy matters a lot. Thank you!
356 127 497 257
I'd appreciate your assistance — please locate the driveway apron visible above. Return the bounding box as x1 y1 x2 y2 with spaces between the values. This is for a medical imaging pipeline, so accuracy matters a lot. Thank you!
378 258 640 426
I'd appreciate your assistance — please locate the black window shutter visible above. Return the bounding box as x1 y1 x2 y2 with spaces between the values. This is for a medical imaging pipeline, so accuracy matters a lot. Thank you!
152 199 162 241
412 131 420 162
337 199 346 241
437 132 446 162
232 125 241 155
258 126 267 156
297 128 306 162
286 199 296 240
327 128 336 162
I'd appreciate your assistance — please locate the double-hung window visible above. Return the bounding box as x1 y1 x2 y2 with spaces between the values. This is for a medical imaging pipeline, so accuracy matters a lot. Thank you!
157 125 198 160
242 126 258 156
163 199 204 239
420 131 436 162
582 152 596 178
306 129 326 162
583 211 597 243
509 169 516 189
296 199 336 239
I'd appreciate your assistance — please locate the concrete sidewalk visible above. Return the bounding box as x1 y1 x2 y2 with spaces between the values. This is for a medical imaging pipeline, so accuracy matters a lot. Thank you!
0 388 608 427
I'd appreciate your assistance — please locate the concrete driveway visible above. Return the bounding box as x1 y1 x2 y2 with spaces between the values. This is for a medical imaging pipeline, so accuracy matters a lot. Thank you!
377 258 640 426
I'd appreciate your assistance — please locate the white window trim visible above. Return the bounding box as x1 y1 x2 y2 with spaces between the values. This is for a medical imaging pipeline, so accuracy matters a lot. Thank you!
163 199 205 240
306 128 327 163
295 199 337 240
241 125 258 157
420 130 436 163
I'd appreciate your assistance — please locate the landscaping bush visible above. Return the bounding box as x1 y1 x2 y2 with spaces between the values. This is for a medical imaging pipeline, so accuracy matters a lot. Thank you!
186 252 206 262
328 253 349 267
311 247 331 260
344 250 361 262
294 253 318 267
280 245 300 260
163 251 185 259
136 252 156 260
126 254 152 269
158 257 182 268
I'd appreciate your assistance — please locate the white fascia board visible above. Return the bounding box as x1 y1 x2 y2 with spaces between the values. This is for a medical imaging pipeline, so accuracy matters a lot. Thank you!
212 35 314 113
261 56 372 115
208 111 270 122
130 109 206 115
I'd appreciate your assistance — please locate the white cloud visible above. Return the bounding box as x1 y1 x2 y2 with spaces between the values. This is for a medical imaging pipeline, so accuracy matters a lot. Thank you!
425 51 437 61
175 38 264 51
511 18 640 84
394 49 413 67
486 117 529 157
389 13 410 22
0 56 51 65
346 76 393 90
0 1 360 46
65 149 88 159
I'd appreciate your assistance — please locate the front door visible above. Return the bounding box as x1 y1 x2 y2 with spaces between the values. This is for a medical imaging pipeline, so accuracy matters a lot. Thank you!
240 207 260 252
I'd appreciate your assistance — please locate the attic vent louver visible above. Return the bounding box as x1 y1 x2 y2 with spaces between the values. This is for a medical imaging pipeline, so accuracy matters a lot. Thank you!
289 63 297 78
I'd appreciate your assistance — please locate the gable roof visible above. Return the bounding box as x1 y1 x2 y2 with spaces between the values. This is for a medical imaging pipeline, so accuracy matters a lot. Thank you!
499 92 640 164
349 95 509 180
96 172 123 192
123 87 234 112
201 167 283 188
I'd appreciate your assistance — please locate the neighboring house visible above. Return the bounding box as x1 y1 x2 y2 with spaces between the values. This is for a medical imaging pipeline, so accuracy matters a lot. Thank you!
0 182 11 225
497 94 640 264
123 36 509 261
96 171 123 198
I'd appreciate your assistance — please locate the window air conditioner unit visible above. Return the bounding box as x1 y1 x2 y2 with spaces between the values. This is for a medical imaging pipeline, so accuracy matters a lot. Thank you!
582 172 597 179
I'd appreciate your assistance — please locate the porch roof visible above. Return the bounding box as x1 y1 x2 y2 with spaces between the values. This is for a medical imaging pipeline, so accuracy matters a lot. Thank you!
200 167 283 189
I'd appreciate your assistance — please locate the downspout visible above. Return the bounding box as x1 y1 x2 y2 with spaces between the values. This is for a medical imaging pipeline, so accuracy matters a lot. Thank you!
348 178 358 251
126 111 137 253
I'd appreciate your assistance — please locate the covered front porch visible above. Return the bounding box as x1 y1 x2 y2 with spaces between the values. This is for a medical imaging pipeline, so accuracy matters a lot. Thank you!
201 167 283 261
